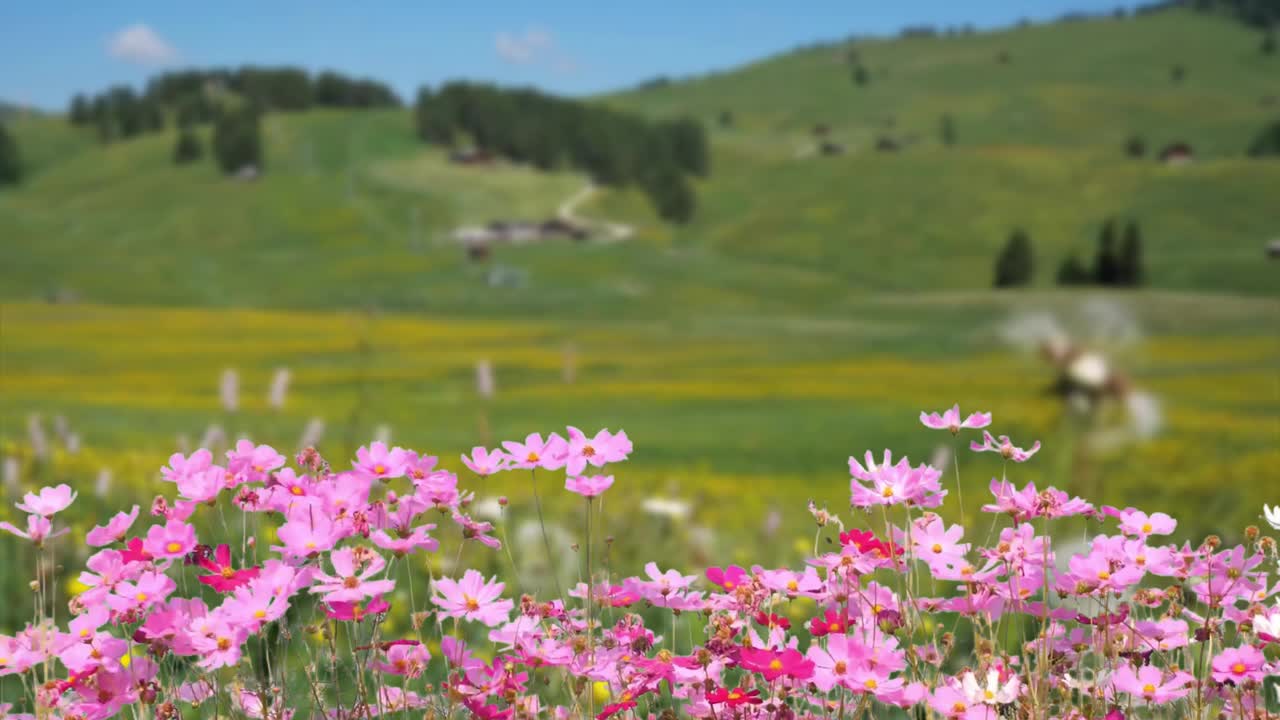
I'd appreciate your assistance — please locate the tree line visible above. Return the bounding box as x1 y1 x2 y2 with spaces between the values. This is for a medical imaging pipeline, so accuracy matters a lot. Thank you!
994 219 1146 288
414 82 708 223
68 67 399 142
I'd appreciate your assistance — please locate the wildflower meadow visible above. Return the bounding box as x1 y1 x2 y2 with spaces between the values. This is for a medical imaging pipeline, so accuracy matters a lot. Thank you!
2 405 1278 720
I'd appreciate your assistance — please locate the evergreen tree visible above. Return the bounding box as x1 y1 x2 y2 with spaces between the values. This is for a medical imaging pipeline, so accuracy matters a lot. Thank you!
718 109 734 129
212 107 263 174
1118 220 1145 286
1125 135 1146 158
662 117 709 177
68 94 91 125
1094 219 1121 286
1056 255 1091 286
0 122 21 186
852 65 871 86
993 229 1034 287
644 167 696 224
1262 31 1276 55
1247 118 1280 156
173 126 203 164
940 114 956 146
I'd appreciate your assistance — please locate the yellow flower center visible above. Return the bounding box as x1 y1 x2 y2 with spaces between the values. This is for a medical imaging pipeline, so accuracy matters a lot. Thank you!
786 580 798 592
931 543 943 553
290 486 304 496
526 452 539 462
1097 570 1111 580
953 702 967 712
464 595 480 611
768 659 783 671
1142 683 1156 694
166 541 182 553
374 464 387 475
881 487 894 498
216 637 231 651
1232 662 1246 674
834 661 847 674
254 610 267 619
984 690 994 700
135 592 148 602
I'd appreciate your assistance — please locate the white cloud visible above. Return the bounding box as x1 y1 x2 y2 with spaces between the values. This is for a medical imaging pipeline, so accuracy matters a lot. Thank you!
107 24 179 66
495 27 575 72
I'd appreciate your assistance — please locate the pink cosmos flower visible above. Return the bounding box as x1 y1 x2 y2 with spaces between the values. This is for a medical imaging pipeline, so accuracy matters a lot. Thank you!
86 506 140 547
371 525 439 556
370 641 432 678
190 619 248 670
143 518 197 559
705 565 749 591
162 449 213 483
502 432 569 471
108 570 176 613
1210 645 1267 684
311 548 396 603
564 427 631 477
920 405 992 434
325 595 390 622
227 440 286 478
194 544 260 592
1116 509 1176 538
737 646 814 681
1110 663 1194 704
275 506 340 556
432 569 514 627
461 446 508 476
0 514 66 545
970 432 1040 462
355 441 408 480
174 467 224 504
849 450 945 508
15 484 76 516
565 475 614 498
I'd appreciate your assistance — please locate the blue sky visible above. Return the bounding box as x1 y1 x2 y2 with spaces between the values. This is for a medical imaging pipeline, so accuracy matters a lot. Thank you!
3 1 1139 111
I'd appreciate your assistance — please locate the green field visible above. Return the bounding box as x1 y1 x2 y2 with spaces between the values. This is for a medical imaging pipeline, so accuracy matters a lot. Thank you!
1 7 1278 551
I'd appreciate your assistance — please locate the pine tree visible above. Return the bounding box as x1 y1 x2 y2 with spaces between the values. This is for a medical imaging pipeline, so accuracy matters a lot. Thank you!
1119 221 1145 286
940 114 956 146
68 94 91 125
0 122 21 186
852 65 871 86
1056 255 1091 286
1125 135 1146 158
1262 31 1276 55
1094 219 1121 286
993 229 1034 288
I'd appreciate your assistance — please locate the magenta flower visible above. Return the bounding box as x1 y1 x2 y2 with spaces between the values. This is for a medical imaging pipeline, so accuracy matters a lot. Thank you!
737 646 814 681
175 468 222 504
311 548 396 603
324 595 390 622
194 544 260 593
705 565 749 591
849 450 945 508
86 506 141 547
190 619 248 670
432 569 514 626
1210 645 1267 684
143 518 197 559
15 483 76 516
0 514 66 545
565 474 614 498
1111 663 1193 704
460 446 508 476
107 570 176 612
502 432 568 471
355 441 409 480
970 431 1040 462
370 641 432 678
920 404 991 434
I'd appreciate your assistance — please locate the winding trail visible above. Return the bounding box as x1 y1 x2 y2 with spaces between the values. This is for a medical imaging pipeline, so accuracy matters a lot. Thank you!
557 183 635 243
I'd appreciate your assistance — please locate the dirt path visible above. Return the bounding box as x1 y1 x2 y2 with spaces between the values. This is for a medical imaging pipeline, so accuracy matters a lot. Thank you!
557 183 634 243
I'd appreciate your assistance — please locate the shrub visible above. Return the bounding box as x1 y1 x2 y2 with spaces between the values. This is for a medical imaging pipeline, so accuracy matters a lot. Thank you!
993 229 1034 287
212 107 263 174
172 126 203 165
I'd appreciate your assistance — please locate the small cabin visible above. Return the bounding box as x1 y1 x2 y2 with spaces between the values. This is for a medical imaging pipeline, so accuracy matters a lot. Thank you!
1158 142 1194 165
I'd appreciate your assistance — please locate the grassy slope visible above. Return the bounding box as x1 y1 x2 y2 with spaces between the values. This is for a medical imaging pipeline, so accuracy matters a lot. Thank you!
604 9 1280 295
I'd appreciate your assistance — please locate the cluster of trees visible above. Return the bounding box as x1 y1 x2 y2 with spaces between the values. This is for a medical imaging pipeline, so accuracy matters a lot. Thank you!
0 122 20 186
1057 219 1146 286
414 82 708 223
68 67 399 144
993 220 1147 288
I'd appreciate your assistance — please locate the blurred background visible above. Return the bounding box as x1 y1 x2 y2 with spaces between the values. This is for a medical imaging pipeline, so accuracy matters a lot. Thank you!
0 0 1278 623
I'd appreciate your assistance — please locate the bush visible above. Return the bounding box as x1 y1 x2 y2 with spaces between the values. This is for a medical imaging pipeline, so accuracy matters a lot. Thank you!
1094 218 1121 285
212 107 263 174
940 114 956 146
1247 118 1280 156
1118 220 1145 286
993 229 1034 287
1055 255 1091 285
0 122 20 186
852 64 871 86
173 127 203 164
1125 134 1146 158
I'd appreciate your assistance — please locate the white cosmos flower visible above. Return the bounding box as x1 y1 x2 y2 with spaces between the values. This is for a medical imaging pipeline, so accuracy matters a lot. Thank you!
1264 505 1280 531
961 670 1020 705
642 496 691 522
1254 610 1280 639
